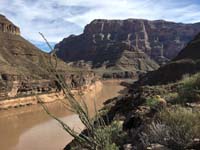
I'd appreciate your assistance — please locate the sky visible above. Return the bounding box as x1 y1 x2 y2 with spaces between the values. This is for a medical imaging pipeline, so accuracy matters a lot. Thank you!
0 0 200 52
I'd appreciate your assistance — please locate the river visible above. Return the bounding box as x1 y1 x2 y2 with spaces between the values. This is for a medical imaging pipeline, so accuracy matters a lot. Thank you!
0 80 125 150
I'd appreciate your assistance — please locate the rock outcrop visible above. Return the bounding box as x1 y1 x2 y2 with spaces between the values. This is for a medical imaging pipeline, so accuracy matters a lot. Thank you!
173 33 200 61
0 15 20 35
65 32 200 150
138 33 200 85
0 14 98 101
55 19 200 77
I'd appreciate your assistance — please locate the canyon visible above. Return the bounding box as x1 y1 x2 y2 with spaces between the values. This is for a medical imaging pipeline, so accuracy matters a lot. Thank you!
0 15 127 150
0 80 125 150
138 33 200 85
55 19 200 78
1 13 200 150
66 31 200 150
0 14 98 109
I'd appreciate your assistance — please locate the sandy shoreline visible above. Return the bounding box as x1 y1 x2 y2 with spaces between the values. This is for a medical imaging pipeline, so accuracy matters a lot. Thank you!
0 81 103 110
0 80 125 150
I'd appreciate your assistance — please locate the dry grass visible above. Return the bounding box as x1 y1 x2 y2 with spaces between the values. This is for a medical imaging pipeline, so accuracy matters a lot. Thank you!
142 106 200 149
178 73 200 103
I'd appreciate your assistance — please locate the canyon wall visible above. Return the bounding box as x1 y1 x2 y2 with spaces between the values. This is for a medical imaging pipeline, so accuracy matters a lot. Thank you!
0 14 99 107
0 71 97 100
55 19 200 77
0 14 20 35
137 33 200 85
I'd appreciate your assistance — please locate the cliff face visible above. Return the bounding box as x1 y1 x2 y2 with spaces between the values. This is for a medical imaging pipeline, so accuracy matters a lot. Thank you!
0 15 20 35
173 33 200 61
65 34 200 150
0 71 97 101
0 14 97 100
138 33 200 85
55 19 200 74
0 14 52 77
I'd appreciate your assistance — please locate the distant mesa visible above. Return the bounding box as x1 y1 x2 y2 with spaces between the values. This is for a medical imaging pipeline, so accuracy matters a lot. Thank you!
0 14 20 35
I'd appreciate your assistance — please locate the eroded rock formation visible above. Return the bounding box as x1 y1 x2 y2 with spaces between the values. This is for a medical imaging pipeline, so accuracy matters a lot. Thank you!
0 15 20 35
138 33 200 85
55 19 200 76
0 71 97 100
0 14 98 102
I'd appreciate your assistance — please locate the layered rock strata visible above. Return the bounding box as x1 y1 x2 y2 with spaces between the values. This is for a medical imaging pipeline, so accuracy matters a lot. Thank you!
55 19 200 77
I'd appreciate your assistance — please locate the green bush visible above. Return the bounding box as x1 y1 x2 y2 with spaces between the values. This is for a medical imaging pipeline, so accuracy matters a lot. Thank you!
38 34 123 150
94 121 123 150
178 73 200 103
70 120 124 150
144 106 200 149
164 92 178 103
145 97 160 108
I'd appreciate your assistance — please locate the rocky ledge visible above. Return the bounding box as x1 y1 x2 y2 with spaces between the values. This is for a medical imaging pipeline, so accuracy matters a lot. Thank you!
65 33 200 150
0 71 97 100
0 81 102 110
0 14 20 35
55 19 200 74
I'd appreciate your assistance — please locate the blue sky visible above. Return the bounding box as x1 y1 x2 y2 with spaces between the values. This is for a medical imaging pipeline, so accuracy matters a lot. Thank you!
0 0 200 52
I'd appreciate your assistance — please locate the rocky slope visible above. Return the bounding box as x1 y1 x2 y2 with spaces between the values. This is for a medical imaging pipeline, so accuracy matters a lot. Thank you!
65 33 200 150
0 14 64 78
173 33 200 61
138 33 200 85
0 15 97 101
55 19 200 78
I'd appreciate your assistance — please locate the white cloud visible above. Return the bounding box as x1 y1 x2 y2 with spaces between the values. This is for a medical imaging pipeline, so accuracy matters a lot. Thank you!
0 0 200 45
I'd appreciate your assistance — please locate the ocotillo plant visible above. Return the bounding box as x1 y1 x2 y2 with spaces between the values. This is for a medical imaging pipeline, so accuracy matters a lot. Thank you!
37 33 121 150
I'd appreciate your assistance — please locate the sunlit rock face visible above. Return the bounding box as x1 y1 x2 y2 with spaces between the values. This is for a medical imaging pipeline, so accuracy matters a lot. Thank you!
0 14 55 99
0 14 20 35
0 14 98 100
55 19 200 67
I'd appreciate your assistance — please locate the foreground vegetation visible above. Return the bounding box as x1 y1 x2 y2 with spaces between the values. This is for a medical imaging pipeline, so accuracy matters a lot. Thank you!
143 106 200 149
142 73 200 149
40 35 200 150
39 34 124 150
63 72 200 150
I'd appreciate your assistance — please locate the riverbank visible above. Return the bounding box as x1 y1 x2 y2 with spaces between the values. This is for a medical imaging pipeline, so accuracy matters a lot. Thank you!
0 81 103 110
0 80 125 150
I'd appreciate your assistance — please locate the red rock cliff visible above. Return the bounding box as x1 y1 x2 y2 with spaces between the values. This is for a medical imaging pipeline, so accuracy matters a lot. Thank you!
55 19 200 67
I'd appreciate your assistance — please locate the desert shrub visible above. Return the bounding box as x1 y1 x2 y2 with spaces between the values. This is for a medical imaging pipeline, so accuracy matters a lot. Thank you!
146 97 160 108
69 120 124 150
178 73 200 103
163 92 178 103
94 121 125 150
142 106 200 149
145 95 166 109
164 92 184 105
38 34 122 150
163 73 200 104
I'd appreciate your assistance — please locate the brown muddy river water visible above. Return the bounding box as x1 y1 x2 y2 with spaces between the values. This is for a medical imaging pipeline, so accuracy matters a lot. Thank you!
0 80 125 150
